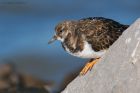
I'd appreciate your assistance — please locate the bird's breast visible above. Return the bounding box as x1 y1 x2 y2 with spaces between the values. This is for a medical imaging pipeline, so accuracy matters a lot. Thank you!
63 41 106 58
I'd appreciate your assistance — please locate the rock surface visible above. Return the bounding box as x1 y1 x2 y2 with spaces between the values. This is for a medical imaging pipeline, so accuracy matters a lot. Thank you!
62 19 140 93
0 64 50 93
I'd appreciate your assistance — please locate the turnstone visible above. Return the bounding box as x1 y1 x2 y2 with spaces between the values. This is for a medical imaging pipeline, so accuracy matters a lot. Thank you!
48 17 129 75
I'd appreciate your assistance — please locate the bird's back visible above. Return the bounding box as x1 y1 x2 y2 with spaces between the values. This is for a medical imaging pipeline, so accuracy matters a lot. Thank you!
76 17 129 51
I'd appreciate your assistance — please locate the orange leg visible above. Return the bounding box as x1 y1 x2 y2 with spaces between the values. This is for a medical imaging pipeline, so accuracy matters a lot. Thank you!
80 58 100 76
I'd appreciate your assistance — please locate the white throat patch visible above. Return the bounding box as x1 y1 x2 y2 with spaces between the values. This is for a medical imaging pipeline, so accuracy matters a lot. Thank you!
57 37 64 42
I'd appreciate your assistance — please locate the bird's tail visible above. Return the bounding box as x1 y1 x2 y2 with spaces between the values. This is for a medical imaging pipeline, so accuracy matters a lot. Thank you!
120 25 129 32
122 25 129 30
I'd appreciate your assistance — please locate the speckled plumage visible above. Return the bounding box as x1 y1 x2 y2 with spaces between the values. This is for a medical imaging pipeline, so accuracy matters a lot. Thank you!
49 17 129 58
77 17 129 51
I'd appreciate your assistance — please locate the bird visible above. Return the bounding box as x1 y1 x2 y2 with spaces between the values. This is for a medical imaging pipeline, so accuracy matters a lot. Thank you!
48 17 129 75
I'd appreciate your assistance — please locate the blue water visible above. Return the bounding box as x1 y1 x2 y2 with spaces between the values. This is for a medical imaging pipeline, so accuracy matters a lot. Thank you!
0 0 140 92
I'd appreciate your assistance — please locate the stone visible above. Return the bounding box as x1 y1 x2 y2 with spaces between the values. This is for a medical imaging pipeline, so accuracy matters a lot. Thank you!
61 18 140 93
0 64 50 93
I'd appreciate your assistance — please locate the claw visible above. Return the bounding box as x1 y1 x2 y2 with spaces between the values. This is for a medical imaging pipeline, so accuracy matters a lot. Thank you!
80 58 100 76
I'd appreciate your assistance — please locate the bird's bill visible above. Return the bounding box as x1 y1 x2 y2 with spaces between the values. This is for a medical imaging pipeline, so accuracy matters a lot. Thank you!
48 35 57 44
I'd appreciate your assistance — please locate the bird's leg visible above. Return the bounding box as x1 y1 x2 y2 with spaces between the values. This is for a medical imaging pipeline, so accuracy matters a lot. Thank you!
80 57 100 76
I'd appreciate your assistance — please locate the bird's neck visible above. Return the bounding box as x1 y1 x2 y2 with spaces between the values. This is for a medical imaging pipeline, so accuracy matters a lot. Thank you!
62 33 84 53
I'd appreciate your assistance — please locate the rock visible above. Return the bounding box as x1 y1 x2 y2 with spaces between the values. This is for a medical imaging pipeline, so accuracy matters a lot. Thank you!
0 64 50 93
59 67 82 92
0 64 13 77
61 18 140 93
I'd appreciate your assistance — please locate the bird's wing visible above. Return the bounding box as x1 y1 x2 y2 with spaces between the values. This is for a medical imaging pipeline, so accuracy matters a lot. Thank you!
76 17 129 51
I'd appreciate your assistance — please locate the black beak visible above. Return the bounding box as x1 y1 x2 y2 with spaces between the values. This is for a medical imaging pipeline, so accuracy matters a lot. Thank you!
48 35 57 44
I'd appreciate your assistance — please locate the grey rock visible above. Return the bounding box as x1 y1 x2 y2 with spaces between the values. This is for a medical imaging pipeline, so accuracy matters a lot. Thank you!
61 18 140 93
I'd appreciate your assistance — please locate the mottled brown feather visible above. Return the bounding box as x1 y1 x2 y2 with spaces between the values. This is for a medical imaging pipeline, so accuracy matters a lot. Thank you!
76 17 129 51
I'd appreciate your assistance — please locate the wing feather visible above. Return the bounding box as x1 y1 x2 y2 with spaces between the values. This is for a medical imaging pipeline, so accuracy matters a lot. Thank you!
76 17 129 51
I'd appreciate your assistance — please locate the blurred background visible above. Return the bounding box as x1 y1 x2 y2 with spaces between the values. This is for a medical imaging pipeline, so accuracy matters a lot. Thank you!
0 0 139 93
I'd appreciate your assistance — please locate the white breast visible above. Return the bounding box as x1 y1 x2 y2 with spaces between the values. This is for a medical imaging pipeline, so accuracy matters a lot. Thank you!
64 41 106 58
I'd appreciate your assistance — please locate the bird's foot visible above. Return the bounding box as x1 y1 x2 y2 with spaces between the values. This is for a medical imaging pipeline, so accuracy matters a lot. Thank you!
80 58 100 76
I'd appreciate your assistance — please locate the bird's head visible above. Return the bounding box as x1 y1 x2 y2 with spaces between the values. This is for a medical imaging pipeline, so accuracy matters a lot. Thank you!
48 21 77 44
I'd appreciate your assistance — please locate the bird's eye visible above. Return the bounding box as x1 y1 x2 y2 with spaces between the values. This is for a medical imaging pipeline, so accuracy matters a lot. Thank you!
60 30 63 33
